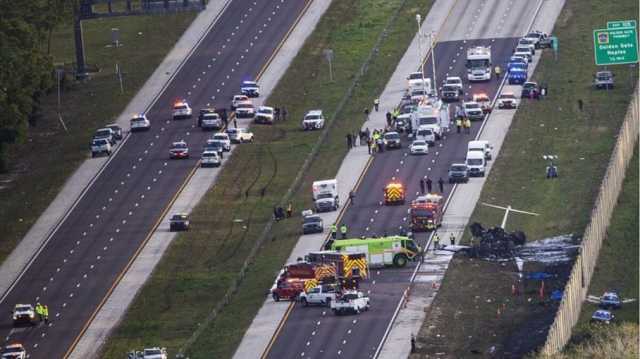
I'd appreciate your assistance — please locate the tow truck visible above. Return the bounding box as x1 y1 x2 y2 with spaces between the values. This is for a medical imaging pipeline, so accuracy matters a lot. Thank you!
410 194 443 231
383 181 405 205
472 93 492 114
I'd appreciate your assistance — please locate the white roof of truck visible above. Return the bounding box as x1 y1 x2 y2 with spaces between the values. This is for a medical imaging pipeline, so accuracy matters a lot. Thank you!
467 46 491 59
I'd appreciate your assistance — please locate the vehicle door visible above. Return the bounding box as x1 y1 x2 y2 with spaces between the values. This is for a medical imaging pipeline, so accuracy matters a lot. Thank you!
307 287 321 303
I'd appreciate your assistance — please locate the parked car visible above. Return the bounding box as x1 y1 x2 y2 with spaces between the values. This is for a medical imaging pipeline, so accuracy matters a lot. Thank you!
169 214 189 231
226 127 254 143
599 291 622 309
240 80 260 97
201 150 221 167
93 127 116 145
591 309 614 324
448 163 469 183
130 114 151 131
91 138 112 158
105 124 123 140
302 212 324 234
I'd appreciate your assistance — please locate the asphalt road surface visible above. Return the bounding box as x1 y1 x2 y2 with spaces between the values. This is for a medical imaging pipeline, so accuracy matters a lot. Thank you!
265 0 544 358
0 1 310 357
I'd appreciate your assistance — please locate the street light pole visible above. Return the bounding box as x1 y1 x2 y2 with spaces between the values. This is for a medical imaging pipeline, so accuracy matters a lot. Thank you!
415 15 426 91
430 31 438 97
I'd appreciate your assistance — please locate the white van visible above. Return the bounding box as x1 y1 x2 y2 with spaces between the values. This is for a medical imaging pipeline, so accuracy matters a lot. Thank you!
468 140 493 160
466 151 486 177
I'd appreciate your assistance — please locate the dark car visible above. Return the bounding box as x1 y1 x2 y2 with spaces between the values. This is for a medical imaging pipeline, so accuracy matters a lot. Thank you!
169 214 189 231
441 85 462 102
383 132 401 149
591 309 614 324
599 291 622 309
93 128 117 145
448 163 469 183
198 107 217 127
203 139 225 159
394 116 411 133
105 124 123 140
521 82 539 98
302 214 324 234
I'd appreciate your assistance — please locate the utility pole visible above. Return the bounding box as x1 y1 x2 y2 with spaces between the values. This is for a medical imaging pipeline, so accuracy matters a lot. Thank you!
415 14 425 87
430 31 438 97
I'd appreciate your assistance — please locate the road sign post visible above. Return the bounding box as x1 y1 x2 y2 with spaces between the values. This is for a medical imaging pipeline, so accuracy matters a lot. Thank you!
323 49 334 82
551 36 559 60
593 26 639 65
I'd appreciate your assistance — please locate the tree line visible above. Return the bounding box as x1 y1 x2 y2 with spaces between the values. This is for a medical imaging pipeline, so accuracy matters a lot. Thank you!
0 0 71 172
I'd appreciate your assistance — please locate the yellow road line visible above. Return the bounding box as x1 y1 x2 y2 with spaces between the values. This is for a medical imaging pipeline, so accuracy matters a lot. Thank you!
260 301 295 359
63 163 200 358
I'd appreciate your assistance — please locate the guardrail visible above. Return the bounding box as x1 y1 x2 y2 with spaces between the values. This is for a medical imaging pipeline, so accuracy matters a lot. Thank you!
540 83 639 355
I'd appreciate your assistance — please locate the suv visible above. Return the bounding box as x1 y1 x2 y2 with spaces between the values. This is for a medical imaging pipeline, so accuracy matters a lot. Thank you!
497 92 518 109
231 95 250 110
594 71 614 89
235 102 255 118
302 213 323 234
383 131 401 149
201 150 221 167
415 126 435 145
91 138 112 158
226 127 254 143
448 163 469 183
441 85 462 102
302 110 325 130
212 132 231 151
105 124 123 140
12 304 35 326
172 101 192 119
141 347 168 359
200 113 223 130
169 214 189 232
462 101 484 120
169 141 189 159
93 128 116 145
521 82 539 98
240 80 260 97
204 139 225 158
255 106 275 124
130 114 151 131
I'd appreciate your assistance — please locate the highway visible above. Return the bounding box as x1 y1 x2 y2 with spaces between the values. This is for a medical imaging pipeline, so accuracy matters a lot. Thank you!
0 0 310 358
265 0 543 358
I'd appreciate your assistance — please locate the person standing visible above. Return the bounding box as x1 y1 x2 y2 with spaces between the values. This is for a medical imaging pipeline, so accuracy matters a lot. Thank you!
349 190 355 205
433 233 440 251
438 177 445 193
419 178 426 194
364 108 370 121
233 118 238 128
455 117 462 133
43 305 49 325
367 138 372 154
426 177 433 193
386 111 392 127
281 106 288 121
346 133 353 149
340 224 348 239
286 203 293 218
374 98 380 111
463 118 471 134
449 233 455 246
494 65 502 80
35 303 43 322
330 224 337 239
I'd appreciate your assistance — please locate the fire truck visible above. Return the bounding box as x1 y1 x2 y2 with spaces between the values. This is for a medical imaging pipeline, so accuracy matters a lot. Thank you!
384 181 406 205
270 252 367 301
409 194 443 231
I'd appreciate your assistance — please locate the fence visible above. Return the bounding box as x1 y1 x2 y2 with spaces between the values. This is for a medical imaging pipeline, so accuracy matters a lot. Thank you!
540 84 639 355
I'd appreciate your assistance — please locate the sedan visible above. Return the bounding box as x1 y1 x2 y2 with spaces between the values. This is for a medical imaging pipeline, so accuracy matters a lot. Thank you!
409 140 429 155
169 141 189 159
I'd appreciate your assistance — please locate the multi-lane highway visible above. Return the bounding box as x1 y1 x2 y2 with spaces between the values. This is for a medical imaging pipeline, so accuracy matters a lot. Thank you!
0 1 310 357
265 0 543 358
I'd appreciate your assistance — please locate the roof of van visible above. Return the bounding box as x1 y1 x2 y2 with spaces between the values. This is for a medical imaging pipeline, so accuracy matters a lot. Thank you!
466 150 485 159
468 140 489 146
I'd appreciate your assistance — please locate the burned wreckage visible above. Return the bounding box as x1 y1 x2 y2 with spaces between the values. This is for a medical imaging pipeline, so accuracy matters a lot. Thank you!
465 222 527 259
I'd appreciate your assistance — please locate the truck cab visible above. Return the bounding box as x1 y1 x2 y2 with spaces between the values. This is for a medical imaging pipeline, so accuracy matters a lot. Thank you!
410 194 443 231
270 262 316 302
466 46 492 81
466 150 486 177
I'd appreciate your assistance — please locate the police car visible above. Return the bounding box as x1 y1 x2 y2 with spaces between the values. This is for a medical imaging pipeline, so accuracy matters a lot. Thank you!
169 141 189 159
130 114 151 131
497 92 518 109
212 132 231 151
508 68 527 85
240 80 260 97
1 343 26 359
172 100 193 120
12 304 35 326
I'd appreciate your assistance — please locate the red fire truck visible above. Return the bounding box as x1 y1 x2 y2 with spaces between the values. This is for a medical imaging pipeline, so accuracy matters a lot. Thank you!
409 194 444 231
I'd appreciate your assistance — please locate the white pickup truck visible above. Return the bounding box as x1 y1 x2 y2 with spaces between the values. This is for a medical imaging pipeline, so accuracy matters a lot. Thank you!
299 285 337 307
330 290 370 315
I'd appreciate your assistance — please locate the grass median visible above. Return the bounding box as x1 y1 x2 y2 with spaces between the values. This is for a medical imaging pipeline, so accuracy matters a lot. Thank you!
0 13 196 264
413 0 638 357
100 0 433 358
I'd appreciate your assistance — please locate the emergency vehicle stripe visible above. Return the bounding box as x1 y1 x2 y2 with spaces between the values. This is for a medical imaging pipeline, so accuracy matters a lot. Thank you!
342 255 367 278
304 279 318 292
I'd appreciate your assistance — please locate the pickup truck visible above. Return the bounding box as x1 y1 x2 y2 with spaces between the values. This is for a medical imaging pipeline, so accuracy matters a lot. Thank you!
330 290 370 315
299 285 337 307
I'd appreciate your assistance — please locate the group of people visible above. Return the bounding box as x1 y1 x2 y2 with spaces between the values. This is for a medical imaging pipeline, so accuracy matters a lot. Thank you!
431 232 457 251
330 223 349 239
35 302 49 324
419 177 446 194
273 203 293 221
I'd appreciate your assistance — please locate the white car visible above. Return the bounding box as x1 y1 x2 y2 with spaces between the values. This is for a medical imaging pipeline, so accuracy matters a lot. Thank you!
415 126 436 145
12 304 35 326
497 92 518 109
409 140 429 155
255 106 275 124
231 95 251 110
463 101 484 120
226 127 254 143
142 347 167 359
169 140 189 159
330 290 370 315
513 50 532 63
172 101 192 119
234 102 255 118
91 138 112 158
443 76 463 91
302 110 325 130
407 71 425 88
1 343 26 359
130 114 151 131
517 38 536 54
410 87 429 102
201 150 221 167
212 132 231 151
240 80 260 97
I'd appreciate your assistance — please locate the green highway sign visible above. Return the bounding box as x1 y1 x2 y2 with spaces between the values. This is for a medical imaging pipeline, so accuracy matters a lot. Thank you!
607 20 637 29
593 27 638 65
